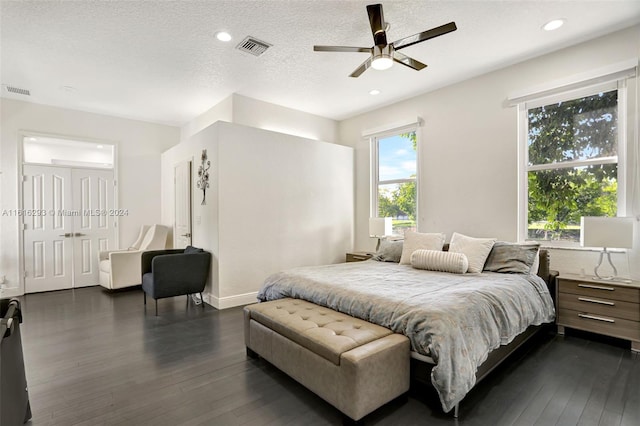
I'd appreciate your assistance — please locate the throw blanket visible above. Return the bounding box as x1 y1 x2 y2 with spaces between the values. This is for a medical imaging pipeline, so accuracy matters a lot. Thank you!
257 260 555 412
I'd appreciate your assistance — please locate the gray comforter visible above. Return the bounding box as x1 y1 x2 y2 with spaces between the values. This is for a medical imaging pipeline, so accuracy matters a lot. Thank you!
257 260 555 412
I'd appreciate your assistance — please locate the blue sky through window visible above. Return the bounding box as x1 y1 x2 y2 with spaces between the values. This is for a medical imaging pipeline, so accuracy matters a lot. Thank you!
378 135 416 181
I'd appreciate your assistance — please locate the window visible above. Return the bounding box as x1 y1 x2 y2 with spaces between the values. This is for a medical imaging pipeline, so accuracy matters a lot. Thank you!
520 81 626 244
371 129 418 236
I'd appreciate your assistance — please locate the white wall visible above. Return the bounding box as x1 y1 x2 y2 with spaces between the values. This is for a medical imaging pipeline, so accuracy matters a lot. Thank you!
217 122 352 301
161 123 221 298
180 93 340 144
162 121 353 308
339 25 640 280
180 95 233 142
0 99 180 296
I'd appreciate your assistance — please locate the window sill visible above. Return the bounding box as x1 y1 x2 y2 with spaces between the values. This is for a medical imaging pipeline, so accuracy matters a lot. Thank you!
536 244 627 253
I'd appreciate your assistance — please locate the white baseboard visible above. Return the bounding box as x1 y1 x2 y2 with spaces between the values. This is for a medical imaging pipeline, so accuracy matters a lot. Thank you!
204 291 259 309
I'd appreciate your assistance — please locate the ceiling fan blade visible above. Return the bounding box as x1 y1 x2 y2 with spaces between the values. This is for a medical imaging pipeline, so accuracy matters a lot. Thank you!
393 51 427 71
349 57 373 78
366 3 387 46
393 22 457 51
313 46 373 53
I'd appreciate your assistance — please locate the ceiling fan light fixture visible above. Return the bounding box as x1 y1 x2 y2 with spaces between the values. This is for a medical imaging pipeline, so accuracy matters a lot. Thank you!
372 56 393 70
371 45 394 71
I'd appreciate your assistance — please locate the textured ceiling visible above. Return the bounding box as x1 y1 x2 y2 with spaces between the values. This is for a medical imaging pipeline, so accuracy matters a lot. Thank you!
1 1 639 126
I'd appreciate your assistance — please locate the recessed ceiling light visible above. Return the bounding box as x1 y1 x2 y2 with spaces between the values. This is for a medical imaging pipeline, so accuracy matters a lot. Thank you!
542 19 565 31
369 89 381 96
29 137 37 141
216 31 232 42
97 145 104 149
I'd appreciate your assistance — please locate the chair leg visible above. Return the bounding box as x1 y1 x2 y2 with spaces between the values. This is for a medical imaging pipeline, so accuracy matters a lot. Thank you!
200 293 204 310
144 292 146 305
186 294 190 308
155 299 158 316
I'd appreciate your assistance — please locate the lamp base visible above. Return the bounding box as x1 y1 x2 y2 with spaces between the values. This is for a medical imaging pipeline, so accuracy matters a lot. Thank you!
594 248 618 281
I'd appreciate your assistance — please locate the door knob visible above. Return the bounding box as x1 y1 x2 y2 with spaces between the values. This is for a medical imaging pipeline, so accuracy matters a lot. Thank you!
181 233 192 238
73 233 86 237
58 233 72 238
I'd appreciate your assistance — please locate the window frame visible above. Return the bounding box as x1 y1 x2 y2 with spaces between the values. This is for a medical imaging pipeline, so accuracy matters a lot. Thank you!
369 124 420 235
517 79 628 246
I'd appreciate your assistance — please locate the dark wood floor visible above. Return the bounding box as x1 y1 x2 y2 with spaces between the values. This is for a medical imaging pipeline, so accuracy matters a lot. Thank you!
14 286 639 426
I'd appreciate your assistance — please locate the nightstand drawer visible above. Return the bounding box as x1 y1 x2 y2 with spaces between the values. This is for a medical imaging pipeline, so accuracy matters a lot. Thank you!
558 292 640 322
558 279 640 303
558 308 640 342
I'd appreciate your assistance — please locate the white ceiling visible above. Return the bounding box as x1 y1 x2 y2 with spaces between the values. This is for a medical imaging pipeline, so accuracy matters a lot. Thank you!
2 1 639 127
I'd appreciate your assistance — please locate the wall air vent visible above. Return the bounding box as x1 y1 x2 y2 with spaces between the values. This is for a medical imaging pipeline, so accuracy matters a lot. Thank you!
5 85 30 96
236 36 272 57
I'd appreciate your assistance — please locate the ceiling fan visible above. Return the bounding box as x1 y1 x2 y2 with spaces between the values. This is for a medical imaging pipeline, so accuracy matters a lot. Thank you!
314 3 457 78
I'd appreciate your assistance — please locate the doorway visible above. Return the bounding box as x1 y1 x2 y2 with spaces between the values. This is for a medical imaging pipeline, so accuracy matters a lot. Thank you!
21 136 116 293
173 160 192 248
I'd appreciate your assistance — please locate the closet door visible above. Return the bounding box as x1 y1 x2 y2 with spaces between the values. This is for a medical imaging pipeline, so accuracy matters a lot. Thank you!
23 166 116 292
23 165 74 292
71 168 116 288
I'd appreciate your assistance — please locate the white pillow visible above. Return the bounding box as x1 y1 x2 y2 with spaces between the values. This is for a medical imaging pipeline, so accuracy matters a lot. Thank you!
449 232 496 273
411 249 468 274
399 231 446 265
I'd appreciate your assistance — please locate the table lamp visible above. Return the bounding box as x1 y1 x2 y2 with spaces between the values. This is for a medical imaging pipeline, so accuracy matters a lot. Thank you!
580 216 634 280
369 217 392 250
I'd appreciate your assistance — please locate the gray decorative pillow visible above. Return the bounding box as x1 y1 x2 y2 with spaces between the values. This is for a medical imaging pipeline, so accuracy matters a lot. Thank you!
483 242 540 274
184 245 204 254
372 239 403 263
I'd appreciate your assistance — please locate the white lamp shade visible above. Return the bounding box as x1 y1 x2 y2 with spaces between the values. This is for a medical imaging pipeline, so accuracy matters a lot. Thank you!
369 217 392 237
580 216 634 249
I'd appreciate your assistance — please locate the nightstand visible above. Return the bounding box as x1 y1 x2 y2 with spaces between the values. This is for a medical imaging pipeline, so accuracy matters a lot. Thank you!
556 273 640 352
346 252 374 262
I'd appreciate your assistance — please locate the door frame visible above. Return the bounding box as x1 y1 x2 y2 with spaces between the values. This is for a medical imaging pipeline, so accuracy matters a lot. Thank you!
17 130 119 294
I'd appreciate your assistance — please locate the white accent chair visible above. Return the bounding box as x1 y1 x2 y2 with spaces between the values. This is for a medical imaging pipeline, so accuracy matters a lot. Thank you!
99 224 169 290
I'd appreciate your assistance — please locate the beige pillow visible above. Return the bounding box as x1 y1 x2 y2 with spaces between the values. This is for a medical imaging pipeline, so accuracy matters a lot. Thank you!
399 231 446 265
411 249 468 274
449 232 496 273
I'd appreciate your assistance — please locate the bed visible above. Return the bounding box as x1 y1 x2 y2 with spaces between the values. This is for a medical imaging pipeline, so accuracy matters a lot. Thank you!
257 244 556 414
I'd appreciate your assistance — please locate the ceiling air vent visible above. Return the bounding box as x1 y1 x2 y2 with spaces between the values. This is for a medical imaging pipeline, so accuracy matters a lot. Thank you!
5 85 30 96
236 36 272 57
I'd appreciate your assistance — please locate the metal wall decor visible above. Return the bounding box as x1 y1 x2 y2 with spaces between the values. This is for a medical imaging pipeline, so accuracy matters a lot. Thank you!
196 149 211 205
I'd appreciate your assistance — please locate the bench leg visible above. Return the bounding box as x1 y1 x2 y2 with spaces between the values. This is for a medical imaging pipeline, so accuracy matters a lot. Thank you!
246 347 259 359
454 404 459 418
200 292 205 310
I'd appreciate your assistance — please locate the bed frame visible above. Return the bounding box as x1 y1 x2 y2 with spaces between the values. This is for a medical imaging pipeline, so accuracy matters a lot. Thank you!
410 248 558 417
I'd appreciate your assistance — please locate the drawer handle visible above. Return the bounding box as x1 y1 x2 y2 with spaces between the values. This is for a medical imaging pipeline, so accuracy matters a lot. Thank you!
578 313 615 323
578 284 615 291
577 297 615 306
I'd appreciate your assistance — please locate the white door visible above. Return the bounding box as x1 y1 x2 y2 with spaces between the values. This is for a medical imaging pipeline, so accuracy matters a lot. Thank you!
174 161 192 248
23 165 116 292
71 169 116 287
23 165 74 292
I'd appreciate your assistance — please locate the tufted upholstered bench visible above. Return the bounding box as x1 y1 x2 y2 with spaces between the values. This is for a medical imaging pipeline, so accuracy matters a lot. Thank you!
244 298 410 422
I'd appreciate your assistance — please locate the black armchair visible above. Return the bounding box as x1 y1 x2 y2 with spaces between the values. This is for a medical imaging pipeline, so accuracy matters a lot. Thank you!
141 247 211 315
